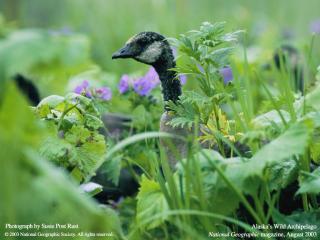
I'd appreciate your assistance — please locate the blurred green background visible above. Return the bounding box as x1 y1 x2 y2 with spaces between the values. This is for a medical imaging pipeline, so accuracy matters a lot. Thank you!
1 0 319 75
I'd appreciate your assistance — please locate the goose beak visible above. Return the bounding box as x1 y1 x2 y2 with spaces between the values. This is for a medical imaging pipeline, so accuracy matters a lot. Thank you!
112 44 134 59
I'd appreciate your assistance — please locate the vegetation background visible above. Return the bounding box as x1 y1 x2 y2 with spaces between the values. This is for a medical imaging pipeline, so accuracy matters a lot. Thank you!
1 1 320 239
1 0 319 74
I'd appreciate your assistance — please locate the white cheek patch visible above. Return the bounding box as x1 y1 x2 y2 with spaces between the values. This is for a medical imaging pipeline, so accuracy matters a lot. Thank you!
136 41 162 63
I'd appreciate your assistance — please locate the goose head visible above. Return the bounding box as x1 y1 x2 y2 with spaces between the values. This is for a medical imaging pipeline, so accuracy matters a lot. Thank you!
112 32 174 68
112 32 181 104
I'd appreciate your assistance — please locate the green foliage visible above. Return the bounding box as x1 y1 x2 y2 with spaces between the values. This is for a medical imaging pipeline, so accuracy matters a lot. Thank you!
0 28 92 95
136 176 169 230
297 168 320 194
0 84 123 239
267 159 298 191
243 122 312 179
168 22 242 147
141 21 320 238
273 210 320 235
1 14 320 239
36 92 107 181
98 154 122 186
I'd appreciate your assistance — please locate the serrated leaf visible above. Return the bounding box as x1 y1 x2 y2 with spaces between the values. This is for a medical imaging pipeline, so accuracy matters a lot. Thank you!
243 122 312 179
267 159 298 191
181 91 210 106
84 114 104 130
98 154 122 186
136 176 169 230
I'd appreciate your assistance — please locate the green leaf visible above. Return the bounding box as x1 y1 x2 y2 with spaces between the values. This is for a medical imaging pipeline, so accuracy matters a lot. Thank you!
252 110 291 128
297 168 320 194
136 176 169 230
37 95 65 109
272 210 320 235
80 182 103 197
98 154 122 186
243 122 312 178
68 129 107 178
267 159 298 191
167 100 198 129
181 91 210 106
132 105 150 129
65 125 90 144
296 84 320 113
179 150 242 215
84 114 104 130
39 135 72 166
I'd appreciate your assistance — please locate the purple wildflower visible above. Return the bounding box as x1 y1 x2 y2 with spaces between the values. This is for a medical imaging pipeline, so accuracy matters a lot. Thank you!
310 19 320 34
118 67 161 96
133 67 160 96
133 77 151 96
179 74 187 85
73 80 92 98
96 87 112 101
219 66 233 85
118 74 131 94
171 47 177 57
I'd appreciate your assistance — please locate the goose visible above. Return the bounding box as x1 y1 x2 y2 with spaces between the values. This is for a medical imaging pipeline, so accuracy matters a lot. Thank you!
112 32 189 168
263 45 304 94
273 45 304 94
13 74 41 106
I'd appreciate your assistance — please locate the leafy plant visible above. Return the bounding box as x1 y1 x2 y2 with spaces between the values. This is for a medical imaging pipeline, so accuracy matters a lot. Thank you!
168 22 244 152
36 92 107 182
0 83 124 239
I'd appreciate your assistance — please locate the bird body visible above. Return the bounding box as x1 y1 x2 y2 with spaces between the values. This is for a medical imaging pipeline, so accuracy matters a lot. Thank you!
159 111 189 167
112 32 186 167
273 45 304 94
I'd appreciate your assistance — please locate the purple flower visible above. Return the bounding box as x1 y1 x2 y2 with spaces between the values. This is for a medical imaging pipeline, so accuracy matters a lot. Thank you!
118 74 131 94
118 67 161 96
219 66 233 84
96 87 112 101
171 47 177 57
133 67 160 96
144 67 160 85
133 77 156 96
73 80 112 100
310 19 320 34
179 74 187 85
74 80 92 98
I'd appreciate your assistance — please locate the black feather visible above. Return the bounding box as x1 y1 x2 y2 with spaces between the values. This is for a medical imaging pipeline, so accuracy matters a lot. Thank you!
13 74 40 106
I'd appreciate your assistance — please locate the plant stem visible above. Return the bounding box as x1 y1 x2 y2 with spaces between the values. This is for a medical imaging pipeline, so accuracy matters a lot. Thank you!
202 151 263 224
57 103 79 131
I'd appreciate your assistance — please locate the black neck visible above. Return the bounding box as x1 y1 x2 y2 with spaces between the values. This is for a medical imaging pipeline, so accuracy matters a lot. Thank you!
152 47 181 108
